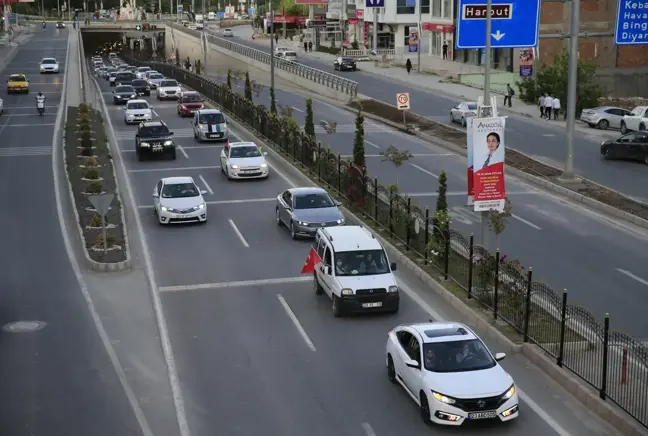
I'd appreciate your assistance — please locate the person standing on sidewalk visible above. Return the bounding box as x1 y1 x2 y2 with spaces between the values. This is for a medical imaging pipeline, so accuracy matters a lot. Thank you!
503 84 514 107
538 94 546 118
304 41 308 52
552 96 561 120
274 33 279 44
405 59 412 75
544 94 554 120
442 41 448 59
308 41 313 52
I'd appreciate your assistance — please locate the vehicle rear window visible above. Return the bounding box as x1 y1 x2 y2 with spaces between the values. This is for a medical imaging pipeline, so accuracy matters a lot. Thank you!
149 74 163 79
137 67 151 72
181 94 202 102
116 73 135 79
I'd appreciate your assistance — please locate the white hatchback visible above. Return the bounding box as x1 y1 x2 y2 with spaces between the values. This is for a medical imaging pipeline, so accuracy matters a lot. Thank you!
40 57 60 73
220 142 269 180
386 322 519 426
124 99 153 124
152 177 208 225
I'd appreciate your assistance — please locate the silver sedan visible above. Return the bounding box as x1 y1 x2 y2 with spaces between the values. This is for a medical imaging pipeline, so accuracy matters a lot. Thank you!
276 187 345 239
580 106 632 130
450 101 478 127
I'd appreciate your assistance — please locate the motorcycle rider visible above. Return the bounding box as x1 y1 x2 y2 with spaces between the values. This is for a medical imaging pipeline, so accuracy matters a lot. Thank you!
42 21 46 28
36 92 46 114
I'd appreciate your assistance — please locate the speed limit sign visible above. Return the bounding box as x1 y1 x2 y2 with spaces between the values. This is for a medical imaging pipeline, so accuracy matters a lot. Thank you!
396 93 410 110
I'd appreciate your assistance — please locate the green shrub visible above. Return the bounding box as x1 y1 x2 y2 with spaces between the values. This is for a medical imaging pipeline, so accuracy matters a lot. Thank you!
86 181 103 194
79 103 89 114
84 157 98 167
81 147 94 156
78 121 91 132
91 215 102 226
95 232 115 248
80 130 93 147
84 169 99 180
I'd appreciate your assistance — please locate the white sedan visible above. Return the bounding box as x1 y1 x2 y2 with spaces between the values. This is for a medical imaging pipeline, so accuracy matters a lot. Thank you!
450 101 478 127
152 177 208 225
223 28 233 37
124 99 153 124
220 142 269 180
620 106 648 133
40 57 60 74
386 322 518 426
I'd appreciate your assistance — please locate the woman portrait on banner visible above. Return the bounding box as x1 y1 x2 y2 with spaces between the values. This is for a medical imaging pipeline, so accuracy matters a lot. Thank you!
477 132 504 171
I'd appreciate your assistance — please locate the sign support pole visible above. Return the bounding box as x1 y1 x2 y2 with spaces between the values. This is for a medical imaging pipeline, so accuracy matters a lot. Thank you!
478 0 493 248
416 0 421 72
561 0 579 180
101 214 108 254
269 0 275 91
372 7 377 52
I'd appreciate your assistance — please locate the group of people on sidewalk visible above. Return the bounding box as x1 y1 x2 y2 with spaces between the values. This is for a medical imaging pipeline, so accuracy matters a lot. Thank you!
538 94 564 121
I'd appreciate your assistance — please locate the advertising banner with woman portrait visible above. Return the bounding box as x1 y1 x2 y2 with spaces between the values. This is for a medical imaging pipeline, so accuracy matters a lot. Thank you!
466 117 474 205
471 117 506 212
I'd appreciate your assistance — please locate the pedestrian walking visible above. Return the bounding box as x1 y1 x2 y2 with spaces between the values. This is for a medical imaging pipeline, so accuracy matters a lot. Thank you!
442 41 448 59
544 94 554 120
552 96 561 120
304 41 308 51
405 58 412 75
274 33 279 44
503 83 514 107
308 41 313 52
538 94 546 118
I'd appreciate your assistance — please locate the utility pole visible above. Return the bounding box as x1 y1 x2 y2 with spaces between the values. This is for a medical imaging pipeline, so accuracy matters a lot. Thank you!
561 0 579 180
416 0 421 72
479 0 493 248
340 0 347 55
372 7 377 52
269 0 275 91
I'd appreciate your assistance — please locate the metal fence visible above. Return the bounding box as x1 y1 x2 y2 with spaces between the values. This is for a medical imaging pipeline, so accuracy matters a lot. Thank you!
165 22 359 98
123 54 648 429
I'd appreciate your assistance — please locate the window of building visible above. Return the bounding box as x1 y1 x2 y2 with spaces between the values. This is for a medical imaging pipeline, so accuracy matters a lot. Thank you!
432 0 441 17
422 0 430 14
442 0 452 18
397 0 415 14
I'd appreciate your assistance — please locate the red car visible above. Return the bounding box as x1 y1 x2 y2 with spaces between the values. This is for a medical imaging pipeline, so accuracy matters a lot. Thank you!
177 91 204 117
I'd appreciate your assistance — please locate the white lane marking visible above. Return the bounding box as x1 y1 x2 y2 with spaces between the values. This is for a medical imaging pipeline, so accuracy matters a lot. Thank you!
228 218 250 248
616 268 648 287
2 113 56 117
291 106 304 113
3 105 59 109
90 73 191 436
198 174 213 194
396 278 573 436
55 33 155 436
177 144 189 159
1 123 56 127
365 140 381 149
542 134 556 137
122 144 224 152
159 276 312 292
512 214 543 230
138 197 275 209
361 422 377 436
409 163 438 179
152 109 159 117
128 165 221 173
277 294 317 352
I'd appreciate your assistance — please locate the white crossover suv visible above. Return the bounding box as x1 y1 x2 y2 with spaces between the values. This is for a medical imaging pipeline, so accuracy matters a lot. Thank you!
385 322 519 426
156 79 181 100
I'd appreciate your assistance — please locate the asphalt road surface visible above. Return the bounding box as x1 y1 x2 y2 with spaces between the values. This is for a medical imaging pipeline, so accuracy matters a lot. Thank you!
0 28 142 435
94 57 621 436
219 28 648 204
194 69 648 340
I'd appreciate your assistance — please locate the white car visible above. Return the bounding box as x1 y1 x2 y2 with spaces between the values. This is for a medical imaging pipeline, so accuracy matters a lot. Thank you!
386 322 518 426
108 72 118 85
156 79 181 100
193 109 229 141
147 73 165 89
274 47 291 56
40 58 60 73
152 177 208 225
223 28 233 37
620 106 648 133
220 142 269 180
450 101 478 127
124 99 153 124
0 97 3 116
135 66 152 79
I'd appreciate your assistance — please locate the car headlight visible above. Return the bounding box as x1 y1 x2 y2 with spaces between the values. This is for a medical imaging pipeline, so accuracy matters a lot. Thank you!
260 163 268 168
502 385 516 400
341 288 353 296
297 221 308 226
388 285 398 293
140 142 150 147
198 203 205 210
161 206 168 211
230 164 239 169
432 391 456 405
336 218 345 224
164 140 173 146
130 94 136 98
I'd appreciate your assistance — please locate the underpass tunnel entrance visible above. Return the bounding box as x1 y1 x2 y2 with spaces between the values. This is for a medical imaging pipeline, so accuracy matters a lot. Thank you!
81 31 165 60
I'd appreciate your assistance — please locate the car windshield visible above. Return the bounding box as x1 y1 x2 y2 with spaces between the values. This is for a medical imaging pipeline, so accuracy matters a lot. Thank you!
342 58 354 62
466 103 477 110
127 102 148 109
8 76 26 82
132 80 148 86
150 74 163 79
137 67 150 72
161 80 178 87
109 72 117 77
141 125 170 136
182 94 202 102
161 183 199 198
199 112 225 124
116 73 134 79
294 193 335 209
334 249 390 276
42 59 57 64
230 146 261 158
116 86 134 93
422 339 496 373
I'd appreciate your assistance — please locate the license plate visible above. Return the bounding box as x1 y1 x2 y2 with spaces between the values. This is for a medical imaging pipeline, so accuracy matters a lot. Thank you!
468 411 497 420
362 302 383 308
178 214 192 219
209 133 223 138
152 146 162 151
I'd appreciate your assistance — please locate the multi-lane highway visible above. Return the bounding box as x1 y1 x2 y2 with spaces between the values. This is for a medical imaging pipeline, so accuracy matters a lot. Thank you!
218 26 648 204
192 64 648 340
0 27 143 435
89 52 625 436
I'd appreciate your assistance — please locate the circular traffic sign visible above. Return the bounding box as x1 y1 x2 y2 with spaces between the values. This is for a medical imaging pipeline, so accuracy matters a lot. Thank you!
398 93 409 105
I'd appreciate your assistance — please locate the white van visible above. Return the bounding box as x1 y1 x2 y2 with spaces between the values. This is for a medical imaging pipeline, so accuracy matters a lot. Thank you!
313 226 400 317
207 12 216 20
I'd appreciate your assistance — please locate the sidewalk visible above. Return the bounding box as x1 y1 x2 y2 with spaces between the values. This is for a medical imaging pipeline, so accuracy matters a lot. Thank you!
0 27 34 74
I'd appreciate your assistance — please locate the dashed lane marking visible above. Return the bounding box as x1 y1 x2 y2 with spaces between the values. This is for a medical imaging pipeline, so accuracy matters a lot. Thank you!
0 146 52 157
137 198 275 209
127 165 220 173
158 276 312 293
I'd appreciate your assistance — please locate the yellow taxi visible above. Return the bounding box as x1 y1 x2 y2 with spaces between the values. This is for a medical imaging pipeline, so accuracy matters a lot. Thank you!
6 74 29 93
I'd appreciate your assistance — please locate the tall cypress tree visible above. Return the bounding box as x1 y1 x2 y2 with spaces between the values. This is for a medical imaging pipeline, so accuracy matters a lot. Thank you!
244 72 253 101
304 98 315 139
270 87 277 115
435 170 448 215
352 103 365 169
226 70 232 89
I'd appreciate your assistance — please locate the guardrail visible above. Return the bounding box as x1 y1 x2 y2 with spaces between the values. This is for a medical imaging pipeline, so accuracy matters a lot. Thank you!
166 22 359 98
343 48 396 58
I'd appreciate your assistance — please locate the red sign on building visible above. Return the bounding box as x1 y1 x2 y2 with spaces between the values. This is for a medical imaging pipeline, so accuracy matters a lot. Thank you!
422 22 454 33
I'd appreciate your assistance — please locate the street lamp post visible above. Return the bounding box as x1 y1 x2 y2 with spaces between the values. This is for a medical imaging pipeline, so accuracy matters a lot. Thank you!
269 0 275 91
479 0 493 248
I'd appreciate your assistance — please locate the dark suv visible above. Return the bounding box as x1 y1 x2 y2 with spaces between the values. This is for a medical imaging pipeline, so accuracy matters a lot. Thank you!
135 121 176 161
131 79 151 96
114 71 136 86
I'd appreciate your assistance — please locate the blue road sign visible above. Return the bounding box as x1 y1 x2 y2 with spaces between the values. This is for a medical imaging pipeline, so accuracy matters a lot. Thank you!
456 0 540 49
365 0 384 8
614 0 648 45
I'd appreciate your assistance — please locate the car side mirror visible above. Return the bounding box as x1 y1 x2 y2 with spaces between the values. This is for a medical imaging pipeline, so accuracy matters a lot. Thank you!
495 352 506 362
263 152 268 156
390 262 397 271
168 132 174 135
324 266 331 275
152 193 159 198
404 358 419 369
200 190 208 195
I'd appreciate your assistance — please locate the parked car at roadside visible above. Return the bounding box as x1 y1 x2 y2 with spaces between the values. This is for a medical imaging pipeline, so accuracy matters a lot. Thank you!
580 106 631 130
620 106 648 134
